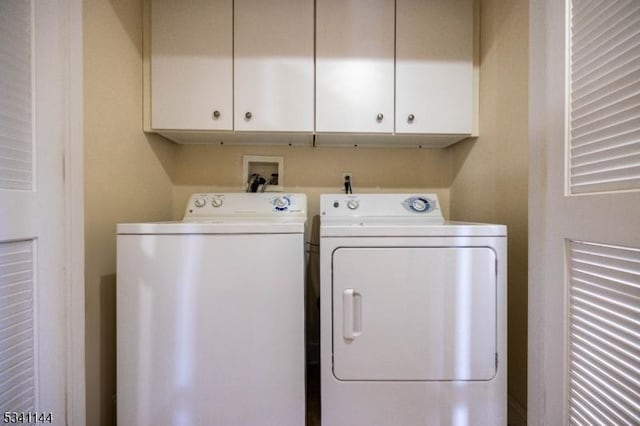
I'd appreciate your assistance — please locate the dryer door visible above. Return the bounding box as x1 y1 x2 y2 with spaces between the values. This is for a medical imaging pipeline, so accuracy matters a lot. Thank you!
332 246 496 381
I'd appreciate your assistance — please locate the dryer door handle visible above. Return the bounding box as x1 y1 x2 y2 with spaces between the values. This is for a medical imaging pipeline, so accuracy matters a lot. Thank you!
343 289 362 340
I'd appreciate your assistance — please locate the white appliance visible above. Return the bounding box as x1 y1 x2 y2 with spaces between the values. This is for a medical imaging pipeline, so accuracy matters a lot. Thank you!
117 193 306 426
320 194 507 426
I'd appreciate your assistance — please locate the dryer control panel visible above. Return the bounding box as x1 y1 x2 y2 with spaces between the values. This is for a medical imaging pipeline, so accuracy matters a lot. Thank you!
320 194 444 224
184 193 307 220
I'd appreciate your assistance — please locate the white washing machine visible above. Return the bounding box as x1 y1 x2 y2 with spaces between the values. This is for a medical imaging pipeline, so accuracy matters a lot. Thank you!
117 193 306 426
320 194 507 426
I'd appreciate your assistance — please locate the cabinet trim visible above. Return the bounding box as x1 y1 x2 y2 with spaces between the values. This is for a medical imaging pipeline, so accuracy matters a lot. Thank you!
143 0 151 132
472 0 480 137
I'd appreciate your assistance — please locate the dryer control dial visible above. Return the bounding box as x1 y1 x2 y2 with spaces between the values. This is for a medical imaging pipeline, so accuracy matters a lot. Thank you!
347 199 360 210
405 196 432 213
411 198 428 212
194 198 206 208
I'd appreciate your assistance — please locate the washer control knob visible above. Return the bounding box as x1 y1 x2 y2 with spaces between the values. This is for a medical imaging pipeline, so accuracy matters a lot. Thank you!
347 199 359 210
211 197 223 208
194 198 206 208
274 196 290 211
410 198 429 212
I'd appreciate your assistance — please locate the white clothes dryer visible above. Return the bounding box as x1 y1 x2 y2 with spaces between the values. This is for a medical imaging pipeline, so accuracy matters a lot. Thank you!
117 193 306 426
320 194 507 426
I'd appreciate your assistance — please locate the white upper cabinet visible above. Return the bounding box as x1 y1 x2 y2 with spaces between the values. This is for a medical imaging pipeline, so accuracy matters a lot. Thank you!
395 0 474 135
234 0 314 132
150 0 232 130
316 0 395 133
147 0 476 145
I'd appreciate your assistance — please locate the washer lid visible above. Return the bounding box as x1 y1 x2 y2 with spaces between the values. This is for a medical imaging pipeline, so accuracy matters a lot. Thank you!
117 218 305 235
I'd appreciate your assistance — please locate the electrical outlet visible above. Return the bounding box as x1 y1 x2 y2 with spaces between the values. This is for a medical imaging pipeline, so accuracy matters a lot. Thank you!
342 172 353 192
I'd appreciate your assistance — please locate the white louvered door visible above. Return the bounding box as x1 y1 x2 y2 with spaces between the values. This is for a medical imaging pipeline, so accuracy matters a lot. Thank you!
0 0 68 421
569 0 640 194
530 0 640 425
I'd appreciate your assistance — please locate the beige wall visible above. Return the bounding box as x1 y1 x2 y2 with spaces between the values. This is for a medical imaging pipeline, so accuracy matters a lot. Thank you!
83 0 529 423
171 145 452 223
84 0 176 424
450 0 529 413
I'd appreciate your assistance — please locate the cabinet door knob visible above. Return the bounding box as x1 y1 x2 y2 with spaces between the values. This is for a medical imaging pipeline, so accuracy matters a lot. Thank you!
245 111 253 120
408 114 415 122
376 113 384 121
212 110 221 119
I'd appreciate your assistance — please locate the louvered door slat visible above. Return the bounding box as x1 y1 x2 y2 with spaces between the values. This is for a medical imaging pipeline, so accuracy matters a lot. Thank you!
570 368 634 424
572 325 638 378
572 104 640 139
569 0 640 194
571 0 602 22
572 75 640 123
0 147 31 163
572 306 638 352
573 43 640 100
571 132 639 160
573 280 640 314
0 0 32 192
572 8 640 69
571 155 640 183
0 240 34 412
572 1 620 37
573 30 639 85
572 6 640 70
573 92 640 128
573 81 640 124
572 349 638 418
573 344 639 402
572 162 640 182
573 289 639 326
568 240 640 424
573 332 638 389
0 93 32 115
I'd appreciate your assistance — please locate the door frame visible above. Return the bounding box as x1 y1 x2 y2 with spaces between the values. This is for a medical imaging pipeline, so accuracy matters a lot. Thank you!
63 0 86 423
528 0 561 423
528 0 547 423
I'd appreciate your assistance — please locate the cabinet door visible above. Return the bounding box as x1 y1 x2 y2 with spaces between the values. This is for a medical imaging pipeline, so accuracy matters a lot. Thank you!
234 0 314 132
151 0 232 130
316 0 394 133
396 0 473 134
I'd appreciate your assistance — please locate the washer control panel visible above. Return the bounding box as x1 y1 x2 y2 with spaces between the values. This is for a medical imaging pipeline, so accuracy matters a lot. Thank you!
273 195 291 211
184 193 306 220
321 194 443 223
